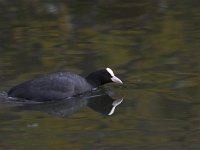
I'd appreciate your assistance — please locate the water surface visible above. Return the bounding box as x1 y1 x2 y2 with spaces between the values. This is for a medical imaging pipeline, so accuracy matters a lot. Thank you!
0 0 200 150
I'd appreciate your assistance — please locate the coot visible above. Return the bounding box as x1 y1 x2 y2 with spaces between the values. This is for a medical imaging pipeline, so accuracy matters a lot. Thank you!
8 68 123 101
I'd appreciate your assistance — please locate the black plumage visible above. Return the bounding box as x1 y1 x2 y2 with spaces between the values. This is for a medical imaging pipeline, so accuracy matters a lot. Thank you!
8 68 122 101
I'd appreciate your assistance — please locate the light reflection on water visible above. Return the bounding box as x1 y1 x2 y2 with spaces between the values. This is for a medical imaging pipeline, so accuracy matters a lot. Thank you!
0 0 200 149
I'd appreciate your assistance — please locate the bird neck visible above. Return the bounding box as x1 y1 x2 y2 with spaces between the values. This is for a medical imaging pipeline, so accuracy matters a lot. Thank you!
86 78 101 88
86 74 102 87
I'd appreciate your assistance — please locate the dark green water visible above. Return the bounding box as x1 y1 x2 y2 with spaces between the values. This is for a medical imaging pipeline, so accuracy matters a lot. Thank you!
0 0 200 149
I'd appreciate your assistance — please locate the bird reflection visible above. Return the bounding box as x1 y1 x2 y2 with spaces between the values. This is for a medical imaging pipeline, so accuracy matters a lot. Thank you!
88 95 123 115
14 94 123 117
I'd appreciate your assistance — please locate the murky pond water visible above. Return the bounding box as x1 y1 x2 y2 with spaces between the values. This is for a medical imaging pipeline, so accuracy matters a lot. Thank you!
0 0 200 149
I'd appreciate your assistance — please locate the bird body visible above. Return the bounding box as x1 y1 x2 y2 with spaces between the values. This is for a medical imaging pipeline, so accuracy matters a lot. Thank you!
8 68 122 101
